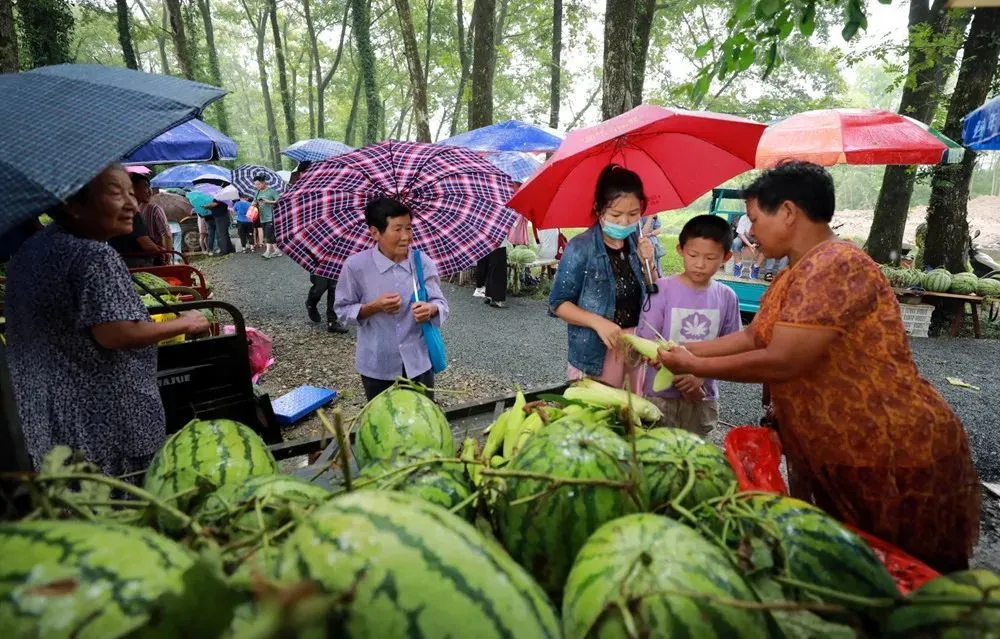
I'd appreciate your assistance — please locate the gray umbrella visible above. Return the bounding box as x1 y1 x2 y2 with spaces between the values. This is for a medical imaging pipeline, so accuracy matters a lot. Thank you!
0 64 226 233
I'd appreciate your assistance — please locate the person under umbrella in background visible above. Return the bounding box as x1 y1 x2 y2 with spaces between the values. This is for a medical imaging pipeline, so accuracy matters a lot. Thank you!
253 174 281 259
5 165 210 476
211 197 235 256
131 173 171 264
233 195 255 253
335 197 449 401
655 162 979 572
549 165 655 390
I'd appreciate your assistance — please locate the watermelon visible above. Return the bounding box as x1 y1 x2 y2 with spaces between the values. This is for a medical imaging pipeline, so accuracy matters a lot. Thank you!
273 490 561 638
194 473 329 532
359 446 473 519
496 418 648 598
976 277 1000 297
144 419 279 530
636 428 736 515
923 269 953 293
562 514 769 639
882 569 1000 637
0 521 196 638
508 246 538 265
132 271 171 291
702 495 899 605
949 276 978 295
354 388 454 469
897 269 923 288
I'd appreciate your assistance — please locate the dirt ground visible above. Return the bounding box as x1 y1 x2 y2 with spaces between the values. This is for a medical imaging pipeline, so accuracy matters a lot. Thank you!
833 195 1000 248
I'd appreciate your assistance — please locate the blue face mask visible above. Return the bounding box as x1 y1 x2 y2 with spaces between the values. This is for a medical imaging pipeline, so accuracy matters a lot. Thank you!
602 220 638 240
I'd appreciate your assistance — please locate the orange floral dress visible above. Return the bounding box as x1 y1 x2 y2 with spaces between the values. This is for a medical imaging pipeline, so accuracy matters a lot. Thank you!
752 240 980 572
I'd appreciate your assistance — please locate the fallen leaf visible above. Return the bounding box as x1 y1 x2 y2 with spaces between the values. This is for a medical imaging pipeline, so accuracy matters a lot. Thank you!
945 377 981 391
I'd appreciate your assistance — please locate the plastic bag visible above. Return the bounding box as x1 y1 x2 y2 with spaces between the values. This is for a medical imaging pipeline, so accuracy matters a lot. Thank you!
724 426 788 494
247 203 260 223
223 325 275 383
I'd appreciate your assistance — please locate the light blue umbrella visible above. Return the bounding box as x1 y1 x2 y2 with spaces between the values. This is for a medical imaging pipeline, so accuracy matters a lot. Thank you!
150 163 232 189
123 119 237 165
281 138 354 163
0 64 226 233
439 120 565 153
963 95 1000 151
484 152 543 183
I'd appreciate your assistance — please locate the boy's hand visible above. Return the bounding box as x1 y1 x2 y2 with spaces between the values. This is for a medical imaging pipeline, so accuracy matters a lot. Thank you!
674 374 705 402
412 301 437 323
374 292 402 314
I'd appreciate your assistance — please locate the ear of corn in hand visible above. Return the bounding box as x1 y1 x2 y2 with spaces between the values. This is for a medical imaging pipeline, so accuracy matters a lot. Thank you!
562 377 663 423
620 333 676 391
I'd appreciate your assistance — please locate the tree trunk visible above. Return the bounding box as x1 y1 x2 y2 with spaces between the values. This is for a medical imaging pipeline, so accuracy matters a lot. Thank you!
602 0 636 120
241 2 282 167
307 53 315 138
316 2 351 139
182 1 203 79
424 0 433 86
269 0 296 150
302 0 322 136
351 0 382 144
345 74 363 145
549 0 562 129
17 0 75 67
865 1 966 264
449 0 473 136
495 0 509 44
198 0 229 134
393 0 432 141
157 1 172 74
923 8 1000 273
164 0 194 79
469 0 496 129
115 0 138 69
631 0 655 104
0 0 18 73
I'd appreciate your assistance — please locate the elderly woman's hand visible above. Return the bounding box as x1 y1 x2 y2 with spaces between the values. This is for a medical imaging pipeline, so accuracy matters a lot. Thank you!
180 311 211 336
657 344 697 375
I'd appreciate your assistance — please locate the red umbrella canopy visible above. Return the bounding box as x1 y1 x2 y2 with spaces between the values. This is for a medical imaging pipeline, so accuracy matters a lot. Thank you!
274 140 518 280
755 109 964 168
508 105 766 229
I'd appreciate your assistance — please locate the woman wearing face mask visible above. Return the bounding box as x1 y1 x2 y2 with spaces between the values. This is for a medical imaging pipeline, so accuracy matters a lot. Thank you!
5 165 211 477
548 164 655 389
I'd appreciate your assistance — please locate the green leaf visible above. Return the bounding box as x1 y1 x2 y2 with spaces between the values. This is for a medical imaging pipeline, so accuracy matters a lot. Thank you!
799 2 816 37
755 0 781 20
777 13 795 40
126 561 246 639
763 42 780 79
694 39 715 60
841 19 862 41
737 45 757 72
734 0 754 21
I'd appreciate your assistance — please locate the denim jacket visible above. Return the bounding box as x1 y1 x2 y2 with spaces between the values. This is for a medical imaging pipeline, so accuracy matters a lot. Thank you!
548 223 648 376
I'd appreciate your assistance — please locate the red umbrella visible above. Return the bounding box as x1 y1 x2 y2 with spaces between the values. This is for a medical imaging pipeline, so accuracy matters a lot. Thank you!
755 109 965 168
508 105 765 229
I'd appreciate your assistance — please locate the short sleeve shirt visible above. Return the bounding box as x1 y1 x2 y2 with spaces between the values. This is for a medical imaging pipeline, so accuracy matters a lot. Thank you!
254 188 279 223
736 214 752 236
5 225 166 474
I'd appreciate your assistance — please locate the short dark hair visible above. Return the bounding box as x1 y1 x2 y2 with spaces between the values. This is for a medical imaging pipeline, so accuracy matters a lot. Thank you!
365 196 411 232
594 164 646 213
129 172 150 186
743 161 835 223
679 214 733 252
254 174 268 182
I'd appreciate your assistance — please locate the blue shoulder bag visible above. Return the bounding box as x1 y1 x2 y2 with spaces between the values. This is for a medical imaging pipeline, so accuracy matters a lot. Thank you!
411 250 448 374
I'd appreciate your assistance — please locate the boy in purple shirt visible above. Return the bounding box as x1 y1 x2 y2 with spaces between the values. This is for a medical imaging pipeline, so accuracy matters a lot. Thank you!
334 197 449 401
637 215 741 435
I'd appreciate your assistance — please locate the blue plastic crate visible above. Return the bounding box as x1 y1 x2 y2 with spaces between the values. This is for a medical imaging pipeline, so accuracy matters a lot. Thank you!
271 385 338 425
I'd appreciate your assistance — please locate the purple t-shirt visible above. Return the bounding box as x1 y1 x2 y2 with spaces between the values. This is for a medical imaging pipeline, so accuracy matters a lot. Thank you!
637 276 742 401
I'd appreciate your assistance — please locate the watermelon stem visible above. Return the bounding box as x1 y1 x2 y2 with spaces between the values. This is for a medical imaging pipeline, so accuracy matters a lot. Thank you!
482 468 635 507
30 472 204 536
449 489 480 515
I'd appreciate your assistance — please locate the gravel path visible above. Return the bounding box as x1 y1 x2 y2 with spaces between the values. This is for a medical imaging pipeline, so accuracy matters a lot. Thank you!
197 247 999 569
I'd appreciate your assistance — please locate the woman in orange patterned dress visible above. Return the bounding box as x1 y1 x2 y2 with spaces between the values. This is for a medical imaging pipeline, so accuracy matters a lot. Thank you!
656 162 980 572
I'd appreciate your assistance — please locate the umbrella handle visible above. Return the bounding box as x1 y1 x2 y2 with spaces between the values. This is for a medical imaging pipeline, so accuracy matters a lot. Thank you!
638 227 659 295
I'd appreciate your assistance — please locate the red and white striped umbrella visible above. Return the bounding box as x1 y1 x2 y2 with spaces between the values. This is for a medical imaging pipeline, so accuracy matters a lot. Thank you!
274 140 518 280
755 109 964 168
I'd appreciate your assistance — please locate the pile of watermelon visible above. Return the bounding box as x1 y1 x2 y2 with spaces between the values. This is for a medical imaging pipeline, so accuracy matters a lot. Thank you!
2 388 999 638
880 264 1000 299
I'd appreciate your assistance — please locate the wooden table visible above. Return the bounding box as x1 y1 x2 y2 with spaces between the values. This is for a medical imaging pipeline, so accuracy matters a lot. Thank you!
899 290 985 338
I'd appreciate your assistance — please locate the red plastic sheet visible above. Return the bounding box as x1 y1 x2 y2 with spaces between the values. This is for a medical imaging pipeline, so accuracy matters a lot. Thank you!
723 426 939 594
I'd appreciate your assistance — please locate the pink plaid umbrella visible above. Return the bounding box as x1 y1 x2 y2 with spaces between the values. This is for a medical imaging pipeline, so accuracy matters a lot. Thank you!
274 140 518 279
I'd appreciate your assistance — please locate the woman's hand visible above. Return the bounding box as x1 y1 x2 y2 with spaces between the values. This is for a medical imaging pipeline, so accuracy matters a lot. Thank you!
657 344 698 375
637 236 655 263
591 316 622 350
179 311 211 336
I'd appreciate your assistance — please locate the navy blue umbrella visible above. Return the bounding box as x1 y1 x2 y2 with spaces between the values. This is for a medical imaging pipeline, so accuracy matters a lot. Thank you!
963 95 1000 151
150 163 232 189
0 64 226 232
439 120 565 153
281 138 353 163
123 119 237 164
232 164 285 197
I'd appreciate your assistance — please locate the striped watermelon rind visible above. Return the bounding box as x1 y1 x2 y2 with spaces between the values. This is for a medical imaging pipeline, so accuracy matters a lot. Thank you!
354 388 454 469
144 419 280 531
975 278 1000 297
0 520 196 638
731 495 899 603
359 446 474 520
882 569 1000 637
274 490 561 639
194 473 330 532
923 269 953 293
636 427 736 515
562 514 769 639
496 418 649 598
